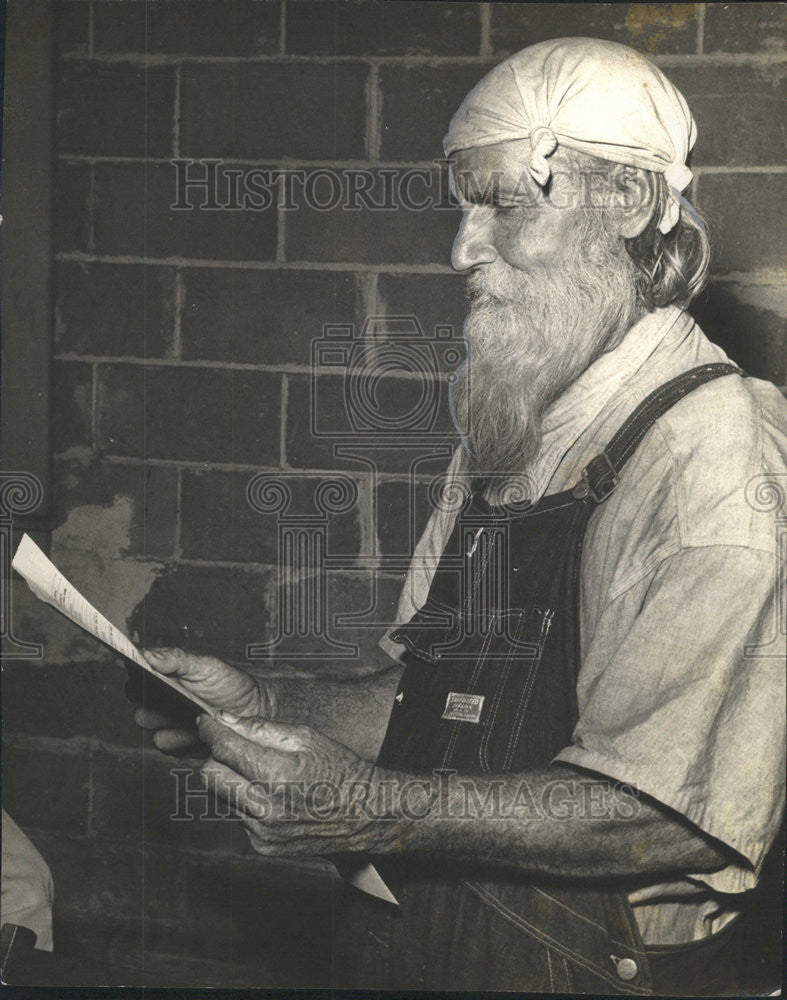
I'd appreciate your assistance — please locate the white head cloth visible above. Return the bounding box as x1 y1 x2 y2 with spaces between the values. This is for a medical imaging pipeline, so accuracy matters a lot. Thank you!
444 37 697 234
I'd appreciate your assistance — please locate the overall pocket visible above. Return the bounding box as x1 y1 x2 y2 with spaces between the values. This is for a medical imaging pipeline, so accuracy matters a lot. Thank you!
389 604 557 774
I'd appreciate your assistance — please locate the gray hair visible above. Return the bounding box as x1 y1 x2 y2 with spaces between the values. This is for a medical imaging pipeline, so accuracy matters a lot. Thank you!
557 147 711 311
624 173 711 310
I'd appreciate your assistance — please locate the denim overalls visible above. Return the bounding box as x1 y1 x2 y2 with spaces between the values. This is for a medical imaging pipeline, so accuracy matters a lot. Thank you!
334 364 742 993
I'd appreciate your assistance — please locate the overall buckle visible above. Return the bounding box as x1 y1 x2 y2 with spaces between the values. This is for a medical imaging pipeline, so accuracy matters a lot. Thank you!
577 452 619 503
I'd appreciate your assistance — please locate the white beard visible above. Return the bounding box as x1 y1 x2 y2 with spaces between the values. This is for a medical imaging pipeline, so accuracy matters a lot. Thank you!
450 216 642 488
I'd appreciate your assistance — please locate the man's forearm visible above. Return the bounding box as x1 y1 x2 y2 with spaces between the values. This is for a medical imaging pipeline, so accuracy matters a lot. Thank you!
263 659 404 760
368 765 732 880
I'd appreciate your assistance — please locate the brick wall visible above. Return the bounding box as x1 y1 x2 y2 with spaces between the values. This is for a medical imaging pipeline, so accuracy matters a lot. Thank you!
4 0 785 983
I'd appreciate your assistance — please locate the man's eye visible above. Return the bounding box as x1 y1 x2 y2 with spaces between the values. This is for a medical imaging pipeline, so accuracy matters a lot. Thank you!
494 203 519 215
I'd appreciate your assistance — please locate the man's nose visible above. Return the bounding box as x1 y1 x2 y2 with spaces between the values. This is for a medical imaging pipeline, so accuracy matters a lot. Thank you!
451 208 498 271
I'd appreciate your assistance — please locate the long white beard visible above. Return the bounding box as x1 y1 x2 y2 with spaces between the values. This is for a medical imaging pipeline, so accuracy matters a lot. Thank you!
450 217 642 486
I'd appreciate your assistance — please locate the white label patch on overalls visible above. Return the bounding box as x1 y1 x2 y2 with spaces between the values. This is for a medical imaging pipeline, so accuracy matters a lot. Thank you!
442 692 485 723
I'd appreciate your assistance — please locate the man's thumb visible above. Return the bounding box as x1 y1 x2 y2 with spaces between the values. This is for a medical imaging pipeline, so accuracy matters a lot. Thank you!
143 647 183 674
218 712 302 751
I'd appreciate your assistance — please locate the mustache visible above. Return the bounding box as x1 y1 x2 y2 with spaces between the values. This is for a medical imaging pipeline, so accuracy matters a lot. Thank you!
466 265 506 297
466 268 501 302
465 261 535 308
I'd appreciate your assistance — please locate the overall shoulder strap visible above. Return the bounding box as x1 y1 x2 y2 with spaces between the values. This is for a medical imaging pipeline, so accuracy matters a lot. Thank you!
576 362 744 504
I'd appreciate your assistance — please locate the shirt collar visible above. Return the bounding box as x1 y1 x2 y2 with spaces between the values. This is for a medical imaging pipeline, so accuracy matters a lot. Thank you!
523 306 691 501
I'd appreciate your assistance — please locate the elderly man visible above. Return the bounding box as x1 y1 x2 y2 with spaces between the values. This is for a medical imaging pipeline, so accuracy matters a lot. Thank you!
134 39 786 994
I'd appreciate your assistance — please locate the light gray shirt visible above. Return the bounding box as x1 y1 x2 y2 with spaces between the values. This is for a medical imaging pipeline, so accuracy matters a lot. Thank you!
379 305 787 945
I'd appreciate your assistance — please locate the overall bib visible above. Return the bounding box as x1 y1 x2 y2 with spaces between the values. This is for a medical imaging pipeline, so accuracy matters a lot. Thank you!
334 364 743 994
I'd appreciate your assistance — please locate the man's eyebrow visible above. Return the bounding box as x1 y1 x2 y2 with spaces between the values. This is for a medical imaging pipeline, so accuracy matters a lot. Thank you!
451 167 534 206
451 171 500 204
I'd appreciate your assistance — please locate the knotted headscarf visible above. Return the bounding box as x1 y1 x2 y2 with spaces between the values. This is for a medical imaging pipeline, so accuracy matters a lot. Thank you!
443 37 697 234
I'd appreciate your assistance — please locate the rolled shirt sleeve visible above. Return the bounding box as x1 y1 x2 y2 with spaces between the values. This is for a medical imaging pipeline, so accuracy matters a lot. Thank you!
1 812 54 951
554 543 786 894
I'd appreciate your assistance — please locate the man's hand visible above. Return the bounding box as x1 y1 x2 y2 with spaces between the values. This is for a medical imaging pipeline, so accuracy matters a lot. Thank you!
197 713 393 856
133 649 271 755
190 711 734 880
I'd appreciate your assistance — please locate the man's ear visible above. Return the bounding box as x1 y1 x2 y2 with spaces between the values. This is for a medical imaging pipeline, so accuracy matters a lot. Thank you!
610 166 658 239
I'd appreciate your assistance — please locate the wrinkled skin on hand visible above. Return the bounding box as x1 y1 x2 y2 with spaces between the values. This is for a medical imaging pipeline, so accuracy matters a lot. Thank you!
197 714 404 856
133 648 269 755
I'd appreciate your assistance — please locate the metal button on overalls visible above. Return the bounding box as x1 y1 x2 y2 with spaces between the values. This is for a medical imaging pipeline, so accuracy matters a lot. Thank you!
612 955 638 981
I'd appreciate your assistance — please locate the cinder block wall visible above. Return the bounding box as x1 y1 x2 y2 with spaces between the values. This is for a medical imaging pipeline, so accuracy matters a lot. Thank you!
4 0 785 984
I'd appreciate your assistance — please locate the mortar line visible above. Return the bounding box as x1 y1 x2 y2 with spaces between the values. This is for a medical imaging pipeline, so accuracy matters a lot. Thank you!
59 152 459 168
359 470 380 570
696 3 706 56
88 0 95 57
52 354 462 381
56 242 787 276
174 466 183 558
365 466 381 566
4 733 98 754
56 252 459 274
172 268 184 359
358 271 380 321
173 63 181 158
361 270 383 368
280 373 289 467
693 165 787 175
90 362 99 450
88 162 96 253
276 174 287 262
366 63 381 160
90 454 454 483
90 468 454 491
172 555 405 572
60 151 787 175
279 0 287 55
86 744 95 835
57 50 787 67
479 4 492 58
3 731 204 764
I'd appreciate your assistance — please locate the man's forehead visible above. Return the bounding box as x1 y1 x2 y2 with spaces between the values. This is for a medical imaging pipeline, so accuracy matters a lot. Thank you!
448 140 586 206
453 140 532 173
451 140 534 196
